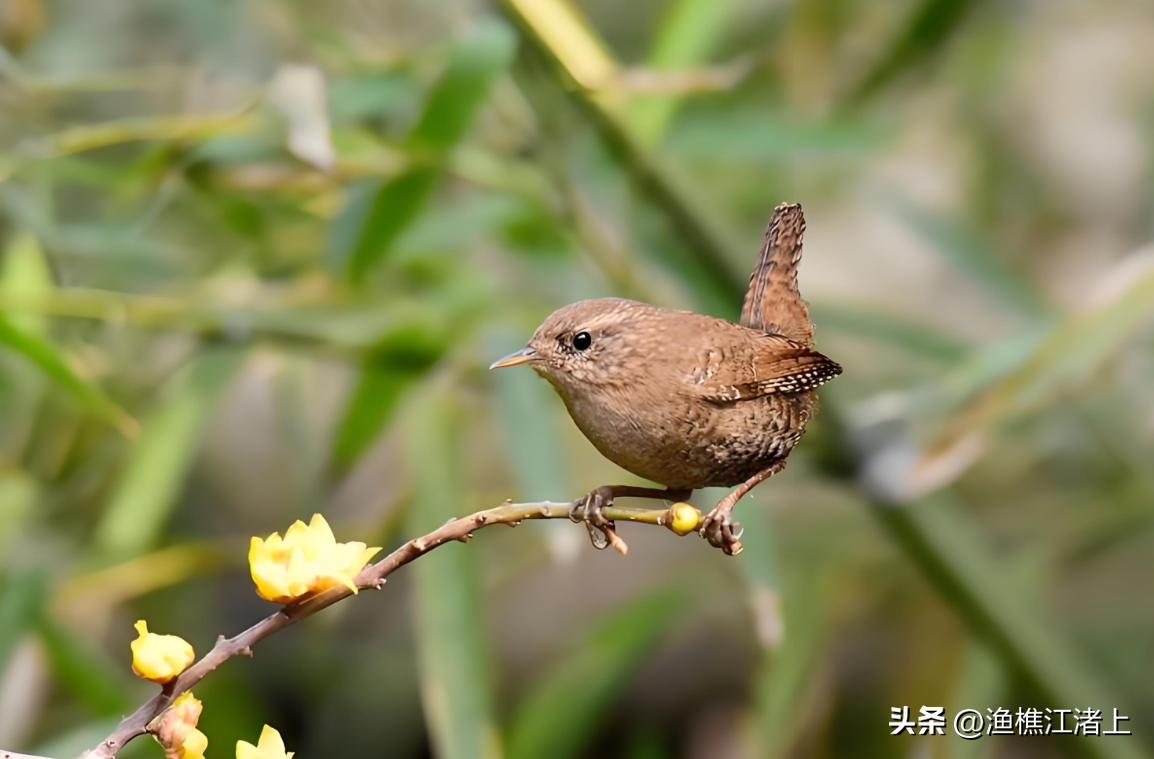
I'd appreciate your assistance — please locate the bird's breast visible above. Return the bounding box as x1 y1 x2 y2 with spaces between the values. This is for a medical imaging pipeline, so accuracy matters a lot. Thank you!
558 377 813 490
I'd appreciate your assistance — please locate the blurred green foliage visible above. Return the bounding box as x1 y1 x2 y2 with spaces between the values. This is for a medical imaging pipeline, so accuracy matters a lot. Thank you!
2 0 1154 758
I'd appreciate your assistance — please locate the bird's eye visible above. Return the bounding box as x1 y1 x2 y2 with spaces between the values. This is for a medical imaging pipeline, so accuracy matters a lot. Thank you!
572 331 592 351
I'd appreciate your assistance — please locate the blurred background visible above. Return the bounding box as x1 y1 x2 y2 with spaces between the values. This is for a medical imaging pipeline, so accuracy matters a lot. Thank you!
1 0 1153 757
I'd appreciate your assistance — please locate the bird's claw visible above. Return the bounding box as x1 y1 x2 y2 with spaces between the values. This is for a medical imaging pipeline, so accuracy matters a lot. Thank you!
700 508 744 556
570 489 625 553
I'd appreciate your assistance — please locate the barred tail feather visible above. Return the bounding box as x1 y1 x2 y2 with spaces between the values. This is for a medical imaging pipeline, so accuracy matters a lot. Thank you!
740 203 813 347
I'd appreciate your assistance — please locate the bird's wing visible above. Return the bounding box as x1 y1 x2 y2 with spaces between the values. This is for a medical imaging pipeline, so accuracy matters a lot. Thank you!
695 334 842 403
740 203 813 347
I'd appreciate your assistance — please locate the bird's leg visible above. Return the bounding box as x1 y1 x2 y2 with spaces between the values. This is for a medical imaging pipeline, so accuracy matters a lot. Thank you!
701 461 787 556
570 485 693 554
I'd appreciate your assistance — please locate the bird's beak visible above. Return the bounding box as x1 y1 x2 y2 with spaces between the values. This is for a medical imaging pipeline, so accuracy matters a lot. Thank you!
490 347 536 369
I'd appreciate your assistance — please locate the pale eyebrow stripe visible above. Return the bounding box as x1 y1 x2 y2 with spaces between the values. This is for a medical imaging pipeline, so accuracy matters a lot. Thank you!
580 314 634 334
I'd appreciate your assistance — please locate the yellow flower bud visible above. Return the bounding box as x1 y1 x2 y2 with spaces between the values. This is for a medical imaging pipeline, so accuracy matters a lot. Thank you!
668 502 701 536
153 692 207 759
248 513 381 604
236 724 294 759
131 621 194 684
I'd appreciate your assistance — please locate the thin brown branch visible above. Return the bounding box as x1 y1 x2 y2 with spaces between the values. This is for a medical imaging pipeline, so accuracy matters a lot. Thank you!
77 499 701 759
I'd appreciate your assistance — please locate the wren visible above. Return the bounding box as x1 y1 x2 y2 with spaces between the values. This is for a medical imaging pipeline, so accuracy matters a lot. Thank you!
491 203 841 555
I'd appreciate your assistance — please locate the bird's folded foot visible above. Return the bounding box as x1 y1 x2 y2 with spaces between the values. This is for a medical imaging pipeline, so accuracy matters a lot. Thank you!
699 462 784 556
569 486 628 554
700 506 744 556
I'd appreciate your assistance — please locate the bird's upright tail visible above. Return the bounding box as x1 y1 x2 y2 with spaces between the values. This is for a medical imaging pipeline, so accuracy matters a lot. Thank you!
740 202 813 347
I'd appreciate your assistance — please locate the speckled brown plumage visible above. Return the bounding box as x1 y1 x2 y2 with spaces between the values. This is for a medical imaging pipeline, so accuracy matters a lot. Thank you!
492 203 841 555
527 300 836 489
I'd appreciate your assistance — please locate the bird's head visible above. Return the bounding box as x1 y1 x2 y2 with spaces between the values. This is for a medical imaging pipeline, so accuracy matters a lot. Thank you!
490 298 647 394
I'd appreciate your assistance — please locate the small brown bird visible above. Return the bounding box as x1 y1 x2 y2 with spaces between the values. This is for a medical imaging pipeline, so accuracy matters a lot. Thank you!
491 203 841 555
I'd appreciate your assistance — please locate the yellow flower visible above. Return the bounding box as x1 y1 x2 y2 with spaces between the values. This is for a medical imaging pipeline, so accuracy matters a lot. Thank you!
153 692 208 759
177 727 208 759
668 502 701 536
248 513 381 604
131 620 195 684
237 724 294 759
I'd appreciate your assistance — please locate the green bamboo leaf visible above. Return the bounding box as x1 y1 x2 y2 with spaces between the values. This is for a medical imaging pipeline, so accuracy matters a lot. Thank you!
347 21 516 283
929 322 1049 411
54 542 226 610
333 364 424 465
0 230 53 454
1 231 136 434
14 112 255 165
399 193 529 255
328 73 422 125
847 0 985 104
94 349 241 557
1 231 52 334
37 616 134 715
0 471 35 551
347 169 439 283
407 391 501 759
506 587 688 759
945 642 1005 759
0 315 137 436
920 259 1154 479
332 321 451 466
626 0 731 145
408 23 517 153
0 569 45 679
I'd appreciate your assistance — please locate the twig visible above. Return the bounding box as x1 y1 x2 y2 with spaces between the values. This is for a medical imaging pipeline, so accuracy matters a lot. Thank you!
78 499 699 759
